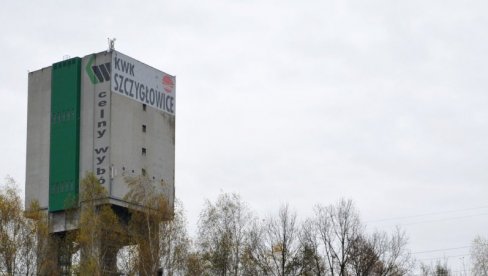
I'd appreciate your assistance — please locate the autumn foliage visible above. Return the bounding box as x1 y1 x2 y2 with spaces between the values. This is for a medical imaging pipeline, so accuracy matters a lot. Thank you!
1 175 486 275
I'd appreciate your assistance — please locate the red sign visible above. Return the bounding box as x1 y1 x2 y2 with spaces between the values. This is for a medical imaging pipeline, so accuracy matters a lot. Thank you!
162 75 174 93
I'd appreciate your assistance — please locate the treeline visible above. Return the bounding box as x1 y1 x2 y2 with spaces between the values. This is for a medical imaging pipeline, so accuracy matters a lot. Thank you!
1 175 487 275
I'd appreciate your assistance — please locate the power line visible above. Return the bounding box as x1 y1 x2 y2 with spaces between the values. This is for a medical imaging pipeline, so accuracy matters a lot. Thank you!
367 205 488 224
400 213 488 226
418 254 470 261
412 270 466 276
412 246 471 254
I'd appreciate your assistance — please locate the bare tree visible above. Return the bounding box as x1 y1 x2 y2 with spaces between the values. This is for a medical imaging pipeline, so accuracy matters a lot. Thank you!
419 260 452 276
314 199 362 276
471 236 488 276
266 204 301 275
246 204 302 276
348 234 381 275
299 219 325 275
349 228 412 276
311 199 411 276
374 227 412 276
240 219 267 275
197 193 253 275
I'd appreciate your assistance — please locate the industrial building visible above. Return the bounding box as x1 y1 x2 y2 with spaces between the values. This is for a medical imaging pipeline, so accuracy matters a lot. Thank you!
25 48 175 272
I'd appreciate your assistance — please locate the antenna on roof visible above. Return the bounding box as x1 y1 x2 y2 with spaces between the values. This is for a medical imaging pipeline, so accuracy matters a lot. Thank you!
108 38 116 52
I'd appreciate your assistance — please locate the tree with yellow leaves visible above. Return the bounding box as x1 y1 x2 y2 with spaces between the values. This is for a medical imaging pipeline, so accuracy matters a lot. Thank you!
75 173 124 276
123 175 190 275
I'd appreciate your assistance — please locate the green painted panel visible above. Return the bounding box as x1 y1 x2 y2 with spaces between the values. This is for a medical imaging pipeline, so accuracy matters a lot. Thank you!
49 57 81 212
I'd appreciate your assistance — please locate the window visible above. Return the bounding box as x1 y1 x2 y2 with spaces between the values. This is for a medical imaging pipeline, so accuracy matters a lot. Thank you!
142 104 147 111
142 124 146 133
142 147 147 156
142 168 146 176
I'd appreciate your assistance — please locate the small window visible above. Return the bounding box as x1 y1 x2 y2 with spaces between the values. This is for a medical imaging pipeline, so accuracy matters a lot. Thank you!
142 104 147 111
142 124 146 133
142 168 146 176
142 147 147 156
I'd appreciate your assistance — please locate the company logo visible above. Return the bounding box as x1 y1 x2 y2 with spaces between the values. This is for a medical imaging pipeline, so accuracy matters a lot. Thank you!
162 75 174 93
86 55 111 84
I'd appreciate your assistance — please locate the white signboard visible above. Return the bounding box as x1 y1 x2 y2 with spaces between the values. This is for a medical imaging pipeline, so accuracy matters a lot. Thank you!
111 51 175 115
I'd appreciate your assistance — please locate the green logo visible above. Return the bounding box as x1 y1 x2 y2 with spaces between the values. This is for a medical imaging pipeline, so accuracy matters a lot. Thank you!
85 55 111 84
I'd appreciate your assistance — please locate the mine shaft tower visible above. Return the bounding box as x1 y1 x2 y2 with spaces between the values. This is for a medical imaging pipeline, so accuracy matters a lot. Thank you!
25 48 176 274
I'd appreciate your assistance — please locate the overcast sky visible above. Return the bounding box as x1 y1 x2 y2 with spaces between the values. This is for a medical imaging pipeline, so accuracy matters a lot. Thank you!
1 0 488 272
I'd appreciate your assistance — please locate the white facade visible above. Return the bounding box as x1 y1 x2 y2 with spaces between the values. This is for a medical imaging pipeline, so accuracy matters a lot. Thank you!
25 67 52 209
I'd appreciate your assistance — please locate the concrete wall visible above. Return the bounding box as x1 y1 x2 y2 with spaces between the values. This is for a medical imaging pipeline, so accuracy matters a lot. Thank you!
25 67 51 209
26 50 175 214
110 92 175 207
80 50 175 209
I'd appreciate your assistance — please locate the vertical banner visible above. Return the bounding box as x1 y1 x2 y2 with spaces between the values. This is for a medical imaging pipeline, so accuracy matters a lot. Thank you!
93 88 111 187
49 58 81 211
84 53 112 189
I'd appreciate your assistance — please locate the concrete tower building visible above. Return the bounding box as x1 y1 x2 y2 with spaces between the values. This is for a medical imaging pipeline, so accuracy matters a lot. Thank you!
25 49 175 272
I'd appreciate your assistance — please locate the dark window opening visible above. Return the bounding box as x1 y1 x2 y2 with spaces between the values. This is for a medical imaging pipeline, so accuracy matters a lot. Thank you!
142 124 146 132
142 147 147 156
142 104 147 111
142 169 146 176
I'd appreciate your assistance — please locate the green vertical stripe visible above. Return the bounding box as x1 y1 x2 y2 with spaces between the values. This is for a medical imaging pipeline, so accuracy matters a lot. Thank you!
49 57 81 212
